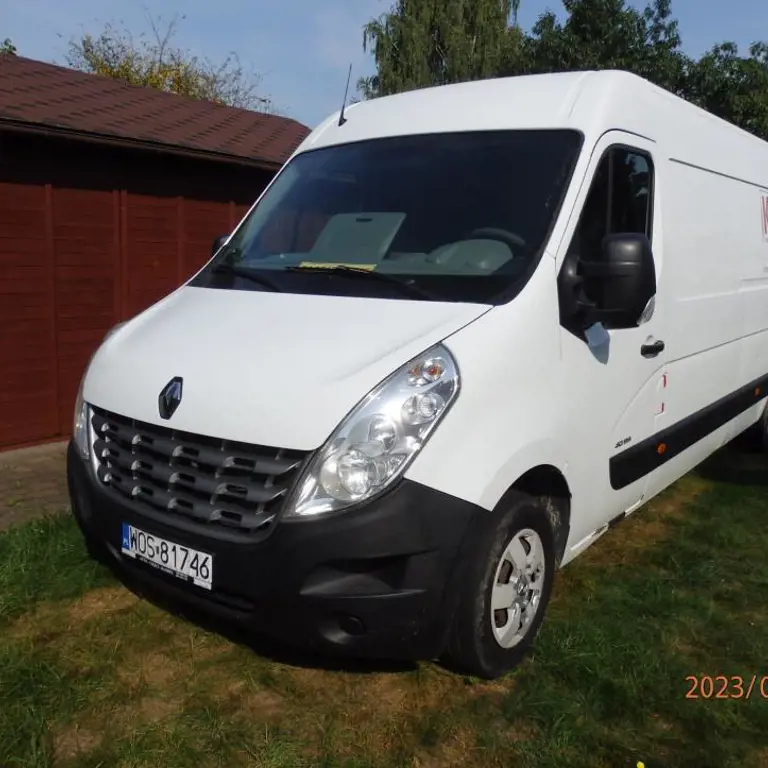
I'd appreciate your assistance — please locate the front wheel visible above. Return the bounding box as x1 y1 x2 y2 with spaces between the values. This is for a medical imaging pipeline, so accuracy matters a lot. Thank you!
445 492 556 679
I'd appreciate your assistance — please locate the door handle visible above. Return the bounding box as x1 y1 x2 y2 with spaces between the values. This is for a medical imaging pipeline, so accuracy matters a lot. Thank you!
641 340 665 358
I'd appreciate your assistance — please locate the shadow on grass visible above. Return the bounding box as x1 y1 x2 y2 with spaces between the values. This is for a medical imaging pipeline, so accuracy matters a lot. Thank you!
102 556 420 678
696 431 768 487
3 438 767 767
90 432 766 683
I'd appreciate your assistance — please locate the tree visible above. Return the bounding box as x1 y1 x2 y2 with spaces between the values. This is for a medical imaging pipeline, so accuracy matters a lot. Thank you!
358 0 514 99
516 0 688 96
360 0 768 140
516 0 768 139
686 42 768 140
1 38 16 55
66 13 274 113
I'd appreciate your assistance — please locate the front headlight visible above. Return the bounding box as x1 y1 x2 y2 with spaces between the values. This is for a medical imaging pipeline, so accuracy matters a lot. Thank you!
73 379 90 459
284 343 460 518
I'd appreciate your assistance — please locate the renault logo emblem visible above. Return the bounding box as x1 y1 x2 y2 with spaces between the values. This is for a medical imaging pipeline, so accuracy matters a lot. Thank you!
158 377 183 420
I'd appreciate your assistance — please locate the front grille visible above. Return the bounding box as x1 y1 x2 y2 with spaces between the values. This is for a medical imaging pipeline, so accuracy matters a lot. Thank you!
90 407 309 540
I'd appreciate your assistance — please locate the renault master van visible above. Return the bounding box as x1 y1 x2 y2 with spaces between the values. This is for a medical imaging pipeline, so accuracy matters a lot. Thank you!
68 70 768 679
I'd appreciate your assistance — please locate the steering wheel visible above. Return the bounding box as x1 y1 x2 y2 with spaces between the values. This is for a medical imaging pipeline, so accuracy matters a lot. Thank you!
462 227 527 250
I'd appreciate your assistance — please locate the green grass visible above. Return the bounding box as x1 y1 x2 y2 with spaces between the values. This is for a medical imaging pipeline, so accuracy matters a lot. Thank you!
0 446 766 768
0 514 113 626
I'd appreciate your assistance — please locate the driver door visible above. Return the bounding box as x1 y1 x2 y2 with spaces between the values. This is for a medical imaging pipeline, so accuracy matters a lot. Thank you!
556 131 668 534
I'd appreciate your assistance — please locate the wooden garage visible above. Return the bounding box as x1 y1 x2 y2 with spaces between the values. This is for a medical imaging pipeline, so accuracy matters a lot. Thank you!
0 55 310 451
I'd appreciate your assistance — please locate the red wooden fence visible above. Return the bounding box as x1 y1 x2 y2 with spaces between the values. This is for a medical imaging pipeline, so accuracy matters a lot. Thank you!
0 180 251 450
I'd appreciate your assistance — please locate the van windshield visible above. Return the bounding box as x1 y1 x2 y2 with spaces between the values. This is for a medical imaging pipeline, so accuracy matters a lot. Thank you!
193 130 582 304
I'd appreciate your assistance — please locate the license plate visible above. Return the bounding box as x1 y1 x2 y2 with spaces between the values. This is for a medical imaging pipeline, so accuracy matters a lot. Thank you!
121 523 213 590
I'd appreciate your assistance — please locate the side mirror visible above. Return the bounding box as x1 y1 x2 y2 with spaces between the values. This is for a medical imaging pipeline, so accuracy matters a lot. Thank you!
559 232 657 332
211 234 229 257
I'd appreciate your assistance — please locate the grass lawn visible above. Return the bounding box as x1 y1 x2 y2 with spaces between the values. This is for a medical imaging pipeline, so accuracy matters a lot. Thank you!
1 444 766 768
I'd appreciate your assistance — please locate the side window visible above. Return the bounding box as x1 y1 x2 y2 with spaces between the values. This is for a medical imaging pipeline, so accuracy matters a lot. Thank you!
569 146 653 259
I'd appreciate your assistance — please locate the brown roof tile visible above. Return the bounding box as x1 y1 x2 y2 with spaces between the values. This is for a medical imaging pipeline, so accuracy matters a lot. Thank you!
0 54 311 168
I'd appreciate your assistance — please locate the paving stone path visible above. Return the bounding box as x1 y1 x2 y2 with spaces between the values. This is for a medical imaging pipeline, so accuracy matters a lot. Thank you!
0 442 70 532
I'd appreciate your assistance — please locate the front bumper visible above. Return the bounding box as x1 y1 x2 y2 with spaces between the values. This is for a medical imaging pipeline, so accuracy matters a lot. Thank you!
67 440 481 661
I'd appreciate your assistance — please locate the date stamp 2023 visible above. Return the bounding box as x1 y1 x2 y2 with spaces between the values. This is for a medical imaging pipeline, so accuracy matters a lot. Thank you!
685 675 768 700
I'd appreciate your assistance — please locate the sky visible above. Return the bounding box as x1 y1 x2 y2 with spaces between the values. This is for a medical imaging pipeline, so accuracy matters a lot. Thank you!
5 0 768 129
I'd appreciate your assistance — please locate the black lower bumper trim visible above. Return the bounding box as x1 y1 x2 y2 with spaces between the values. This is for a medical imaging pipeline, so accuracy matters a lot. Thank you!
67 441 481 661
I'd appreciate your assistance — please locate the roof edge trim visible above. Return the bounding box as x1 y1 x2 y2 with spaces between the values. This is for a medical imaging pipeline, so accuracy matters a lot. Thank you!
0 117 285 171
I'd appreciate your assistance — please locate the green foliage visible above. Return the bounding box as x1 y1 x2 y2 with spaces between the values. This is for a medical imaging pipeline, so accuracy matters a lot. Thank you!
361 0 768 141
358 0 515 98
686 41 768 140
1 37 16 55
516 0 688 94
66 13 274 113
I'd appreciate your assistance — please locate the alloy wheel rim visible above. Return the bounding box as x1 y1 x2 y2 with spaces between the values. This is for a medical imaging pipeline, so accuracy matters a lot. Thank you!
490 527 546 649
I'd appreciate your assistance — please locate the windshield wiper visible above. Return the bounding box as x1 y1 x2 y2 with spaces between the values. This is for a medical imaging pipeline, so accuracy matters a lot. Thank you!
285 265 436 301
210 262 283 293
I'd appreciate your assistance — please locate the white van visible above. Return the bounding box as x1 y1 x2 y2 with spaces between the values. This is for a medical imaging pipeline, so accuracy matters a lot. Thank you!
68 70 768 679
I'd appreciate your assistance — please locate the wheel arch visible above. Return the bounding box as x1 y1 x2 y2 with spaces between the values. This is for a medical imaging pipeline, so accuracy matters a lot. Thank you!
493 464 572 566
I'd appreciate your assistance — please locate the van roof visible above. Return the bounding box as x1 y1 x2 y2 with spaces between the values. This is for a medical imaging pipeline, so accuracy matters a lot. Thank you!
296 69 768 192
303 70 604 149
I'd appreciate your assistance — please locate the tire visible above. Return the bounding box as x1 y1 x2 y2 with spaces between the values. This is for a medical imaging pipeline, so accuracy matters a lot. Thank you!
445 492 556 680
